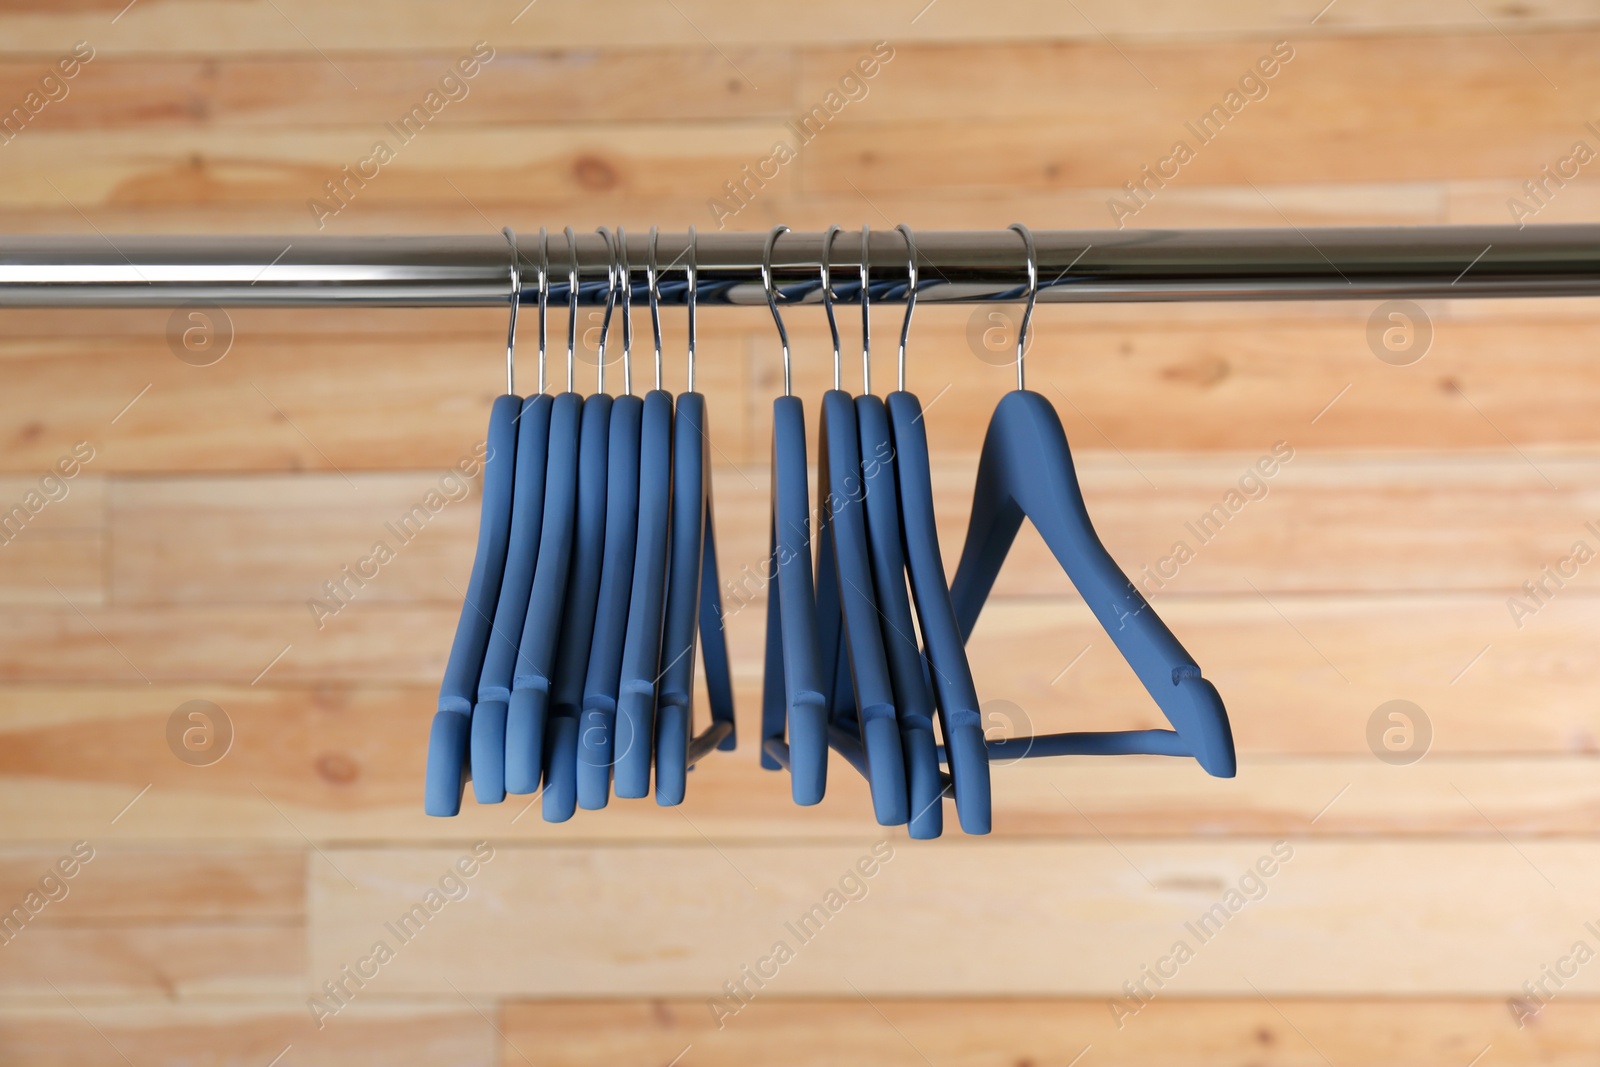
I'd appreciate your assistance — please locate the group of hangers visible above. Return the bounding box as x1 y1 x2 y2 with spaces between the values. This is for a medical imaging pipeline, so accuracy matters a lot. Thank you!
425 224 734 822
425 222 1237 835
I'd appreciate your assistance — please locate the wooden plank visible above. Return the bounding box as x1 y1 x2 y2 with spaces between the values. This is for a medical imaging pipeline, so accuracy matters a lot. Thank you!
0 924 299 998
0 176 1447 243
0 673 1593 842
0 333 748 473
0 123 791 214
108 453 1600 609
0 594 1584 754
0 846 302 999
110 473 483 606
4 313 1600 471
0 49 794 128
0 1 1595 53
502 997 1600 1067
0 1003 494 1067
0 848 301 922
310 840 1600 995
5 25 1591 215
803 35 1597 194
0 473 104 606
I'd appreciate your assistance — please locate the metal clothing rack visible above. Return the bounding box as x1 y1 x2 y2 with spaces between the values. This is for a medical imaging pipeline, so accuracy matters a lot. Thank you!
0 225 1598 307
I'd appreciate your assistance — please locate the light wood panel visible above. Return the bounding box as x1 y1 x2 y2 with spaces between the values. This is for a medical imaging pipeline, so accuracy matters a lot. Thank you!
310 840 1600 996
803 35 1595 192
0 1004 494 1067
106 453 1600 607
501 997 1600 1067
1 682 1598 842
0 50 795 128
1 0 1597 53
0 8 1595 1063
5 313 1600 472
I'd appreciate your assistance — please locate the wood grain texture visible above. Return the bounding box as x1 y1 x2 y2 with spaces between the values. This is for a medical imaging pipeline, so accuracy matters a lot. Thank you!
0 8 1594 1062
4 313 1600 473
0 1003 495 1066
501 997 1600 1067
105 453 1600 606
0 1 1597 52
310 840 1600 996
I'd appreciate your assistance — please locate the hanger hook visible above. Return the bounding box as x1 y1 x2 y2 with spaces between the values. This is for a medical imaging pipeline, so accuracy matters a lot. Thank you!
595 226 617 395
686 226 698 393
564 225 578 393
501 226 520 395
895 223 917 393
618 226 633 396
762 225 792 396
821 224 841 391
536 226 549 396
648 226 663 391
1009 222 1037 392
860 225 871 396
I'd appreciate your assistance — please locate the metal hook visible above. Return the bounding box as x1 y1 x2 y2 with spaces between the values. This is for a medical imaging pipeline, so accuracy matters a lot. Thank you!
860 225 871 396
821 224 841 391
501 226 520 395
647 226 663 391
895 223 917 393
595 226 617 394
536 226 548 396
762 225 792 396
1009 221 1037 392
686 226 698 393
618 226 633 396
564 225 578 394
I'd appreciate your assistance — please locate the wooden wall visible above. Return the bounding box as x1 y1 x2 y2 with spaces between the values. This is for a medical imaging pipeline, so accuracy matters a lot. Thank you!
2 2 1600 1063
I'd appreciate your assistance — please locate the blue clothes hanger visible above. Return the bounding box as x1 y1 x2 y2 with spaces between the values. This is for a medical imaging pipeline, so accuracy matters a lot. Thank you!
506 228 584 796
757 226 830 805
813 226 907 826
471 228 552 805
608 229 676 803
884 224 992 835
947 224 1236 778
544 227 622 822
851 229 943 838
574 229 645 810
656 228 736 806
424 236 524 817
